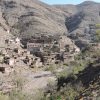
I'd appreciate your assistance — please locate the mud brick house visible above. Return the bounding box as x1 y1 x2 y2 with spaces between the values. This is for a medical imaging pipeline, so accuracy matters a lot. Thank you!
27 43 43 53
26 34 80 65
26 35 56 53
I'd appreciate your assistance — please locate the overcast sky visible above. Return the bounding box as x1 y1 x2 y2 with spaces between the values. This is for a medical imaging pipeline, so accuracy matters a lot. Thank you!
40 0 100 5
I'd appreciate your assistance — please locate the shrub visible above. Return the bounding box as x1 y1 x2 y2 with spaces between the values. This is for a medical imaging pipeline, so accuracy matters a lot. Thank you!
0 92 8 100
45 83 79 100
96 24 100 29
95 29 100 42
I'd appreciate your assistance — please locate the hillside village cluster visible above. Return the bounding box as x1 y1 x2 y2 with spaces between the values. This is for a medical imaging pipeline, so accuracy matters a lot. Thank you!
0 23 100 75
0 32 80 74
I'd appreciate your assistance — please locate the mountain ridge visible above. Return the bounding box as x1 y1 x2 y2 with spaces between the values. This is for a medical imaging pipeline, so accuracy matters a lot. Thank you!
0 0 100 40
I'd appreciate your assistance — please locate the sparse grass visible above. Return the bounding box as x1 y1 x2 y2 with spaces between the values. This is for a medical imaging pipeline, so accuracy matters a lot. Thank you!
0 92 9 100
44 64 57 73
42 44 100 100
95 29 100 42
56 69 72 78
12 72 25 90
9 89 45 100
73 65 84 74
44 83 80 100
7 71 44 100
63 63 68 66
96 24 100 28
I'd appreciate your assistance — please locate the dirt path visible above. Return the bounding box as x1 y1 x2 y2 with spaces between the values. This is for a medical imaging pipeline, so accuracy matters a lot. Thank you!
21 70 56 94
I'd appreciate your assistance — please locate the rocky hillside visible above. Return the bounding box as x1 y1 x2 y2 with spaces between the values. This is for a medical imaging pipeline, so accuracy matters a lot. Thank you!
54 1 100 42
0 0 100 40
43 44 100 100
0 0 69 38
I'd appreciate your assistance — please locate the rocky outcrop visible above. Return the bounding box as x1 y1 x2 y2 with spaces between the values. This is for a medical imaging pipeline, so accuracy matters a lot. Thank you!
65 12 85 32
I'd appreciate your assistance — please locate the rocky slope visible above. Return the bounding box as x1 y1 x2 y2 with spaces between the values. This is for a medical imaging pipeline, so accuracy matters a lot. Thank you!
43 44 100 100
55 1 100 32
0 0 100 40
0 0 69 38
54 1 100 43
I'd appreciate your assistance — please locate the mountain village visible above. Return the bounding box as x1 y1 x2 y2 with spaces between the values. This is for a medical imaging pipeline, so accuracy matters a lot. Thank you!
0 31 80 75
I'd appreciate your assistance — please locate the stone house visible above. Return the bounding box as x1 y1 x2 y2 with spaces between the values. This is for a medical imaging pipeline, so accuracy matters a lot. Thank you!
0 65 5 73
35 58 43 68
27 43 43 53
0 64 14 74
74 47 80 53
64 54 75 63
0 56 3 63
9 58 15 67
15 37 20 44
